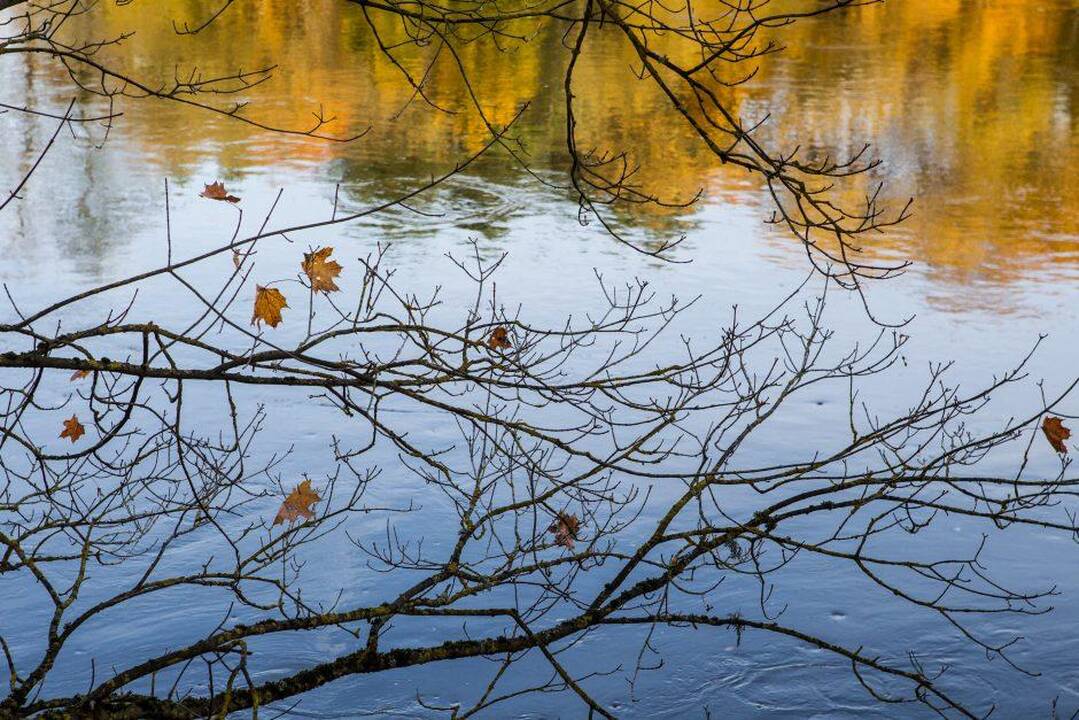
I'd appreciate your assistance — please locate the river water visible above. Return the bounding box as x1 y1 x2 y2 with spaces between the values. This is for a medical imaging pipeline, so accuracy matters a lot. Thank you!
1 1 1078 717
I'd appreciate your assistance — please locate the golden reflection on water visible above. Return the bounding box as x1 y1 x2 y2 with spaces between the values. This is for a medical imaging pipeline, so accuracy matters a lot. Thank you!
15 0 1079 285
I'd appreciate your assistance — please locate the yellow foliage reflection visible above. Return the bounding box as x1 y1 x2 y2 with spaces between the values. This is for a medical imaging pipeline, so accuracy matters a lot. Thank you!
43 0 1079 282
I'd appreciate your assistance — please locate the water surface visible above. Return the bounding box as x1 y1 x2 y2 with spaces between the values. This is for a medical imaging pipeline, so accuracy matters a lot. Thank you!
1 1 1078 717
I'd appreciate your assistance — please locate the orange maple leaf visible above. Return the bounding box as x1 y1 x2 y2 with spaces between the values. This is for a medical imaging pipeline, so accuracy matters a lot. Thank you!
59 414 85 443
273 479 321 525
252 286 288 328
301 246 342 294
70 369 90 381
1043 416 1071 454
486 326 511 351
549 512 580 550
199 181 240 203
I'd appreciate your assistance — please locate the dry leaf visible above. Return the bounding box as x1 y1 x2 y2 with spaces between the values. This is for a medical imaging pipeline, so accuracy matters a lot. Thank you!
549 512 580 550
486 326 511 351
252 285 288 328
273 479 320 525
1043 416 1071 454
199 180 240 203
70 369 90 381
59 414 85 443
301 246 342 294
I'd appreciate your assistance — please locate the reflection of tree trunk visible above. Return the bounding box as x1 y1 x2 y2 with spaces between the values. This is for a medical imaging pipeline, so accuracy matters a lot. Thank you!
13 42 35 247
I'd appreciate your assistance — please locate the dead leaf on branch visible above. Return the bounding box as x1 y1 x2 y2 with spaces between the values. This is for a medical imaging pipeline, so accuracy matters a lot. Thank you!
233 247 257 270
70 369 90 381
273 479 320 525
252 285 288 328
301 246 342 294
199 180 240 203
1043 416 1071 454
59 414 85 443
549 512 580 550
486 326 511 351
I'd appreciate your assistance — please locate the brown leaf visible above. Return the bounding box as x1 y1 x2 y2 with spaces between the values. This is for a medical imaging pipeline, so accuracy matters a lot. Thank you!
252 285 288 328
1043 416 1071 454
301 246 342 294
199 180 240 203
486 326 511 351
70 369 90 381
273 479 320 525
59 414 85 443
548 512 580 550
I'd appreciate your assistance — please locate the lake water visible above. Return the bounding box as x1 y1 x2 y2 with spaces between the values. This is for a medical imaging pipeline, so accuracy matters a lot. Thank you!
1 1 1078 717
